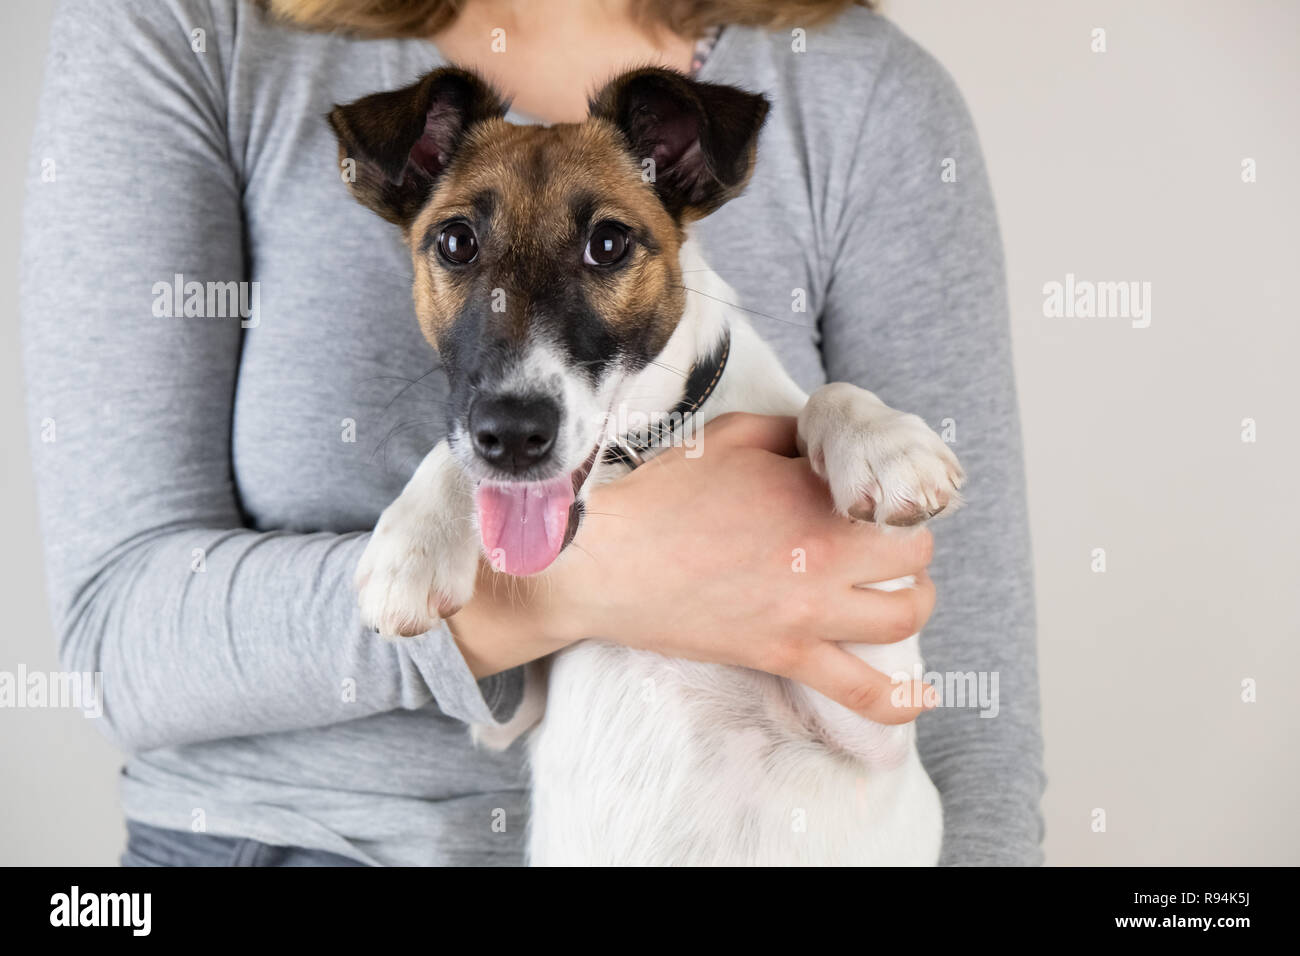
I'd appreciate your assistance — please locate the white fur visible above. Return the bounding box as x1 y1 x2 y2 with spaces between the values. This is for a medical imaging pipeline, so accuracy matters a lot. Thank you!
530 643 941 865
357 238 964 864
356 441 479 636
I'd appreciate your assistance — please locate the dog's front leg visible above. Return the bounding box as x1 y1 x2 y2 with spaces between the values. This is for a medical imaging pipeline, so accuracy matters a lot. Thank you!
355 440 480 637
794 382 966 769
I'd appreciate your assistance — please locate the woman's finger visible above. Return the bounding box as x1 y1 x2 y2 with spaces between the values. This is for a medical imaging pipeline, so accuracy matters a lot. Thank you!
828 571 936 645
796 569 934 645
835 520 935 582
789 642 938 725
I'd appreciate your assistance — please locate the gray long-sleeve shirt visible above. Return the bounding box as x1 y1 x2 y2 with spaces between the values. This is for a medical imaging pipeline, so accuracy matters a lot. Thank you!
20 0 1044 865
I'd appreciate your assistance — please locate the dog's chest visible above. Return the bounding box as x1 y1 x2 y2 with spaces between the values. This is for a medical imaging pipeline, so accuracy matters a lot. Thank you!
526 641 942 865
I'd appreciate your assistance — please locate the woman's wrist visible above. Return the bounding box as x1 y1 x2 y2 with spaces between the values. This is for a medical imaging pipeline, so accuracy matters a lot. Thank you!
444 560 584 678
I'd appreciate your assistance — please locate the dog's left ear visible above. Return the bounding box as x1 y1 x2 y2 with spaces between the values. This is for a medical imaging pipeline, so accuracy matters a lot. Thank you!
589 68 770 222
328 68 508 230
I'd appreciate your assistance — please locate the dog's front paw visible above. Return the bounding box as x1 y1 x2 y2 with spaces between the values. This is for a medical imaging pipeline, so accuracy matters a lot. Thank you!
799 382 965 527
355 443 480 637
355 504 478 637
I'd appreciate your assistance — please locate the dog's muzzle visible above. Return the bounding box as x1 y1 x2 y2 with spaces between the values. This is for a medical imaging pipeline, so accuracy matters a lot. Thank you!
473 327 731 577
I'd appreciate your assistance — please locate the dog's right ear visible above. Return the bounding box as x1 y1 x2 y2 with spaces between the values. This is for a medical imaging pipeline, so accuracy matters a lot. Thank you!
328 68 508 230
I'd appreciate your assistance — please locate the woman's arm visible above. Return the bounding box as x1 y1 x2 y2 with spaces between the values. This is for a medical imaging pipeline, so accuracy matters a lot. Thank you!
19 0 523 753
453 412 942 726
818 28 1046 864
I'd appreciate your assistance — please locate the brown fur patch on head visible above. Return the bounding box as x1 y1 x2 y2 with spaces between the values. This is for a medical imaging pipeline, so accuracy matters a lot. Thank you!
408 116 687 357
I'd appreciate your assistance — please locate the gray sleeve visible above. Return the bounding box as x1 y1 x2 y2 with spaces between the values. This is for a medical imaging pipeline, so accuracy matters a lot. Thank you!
817 31 1046 864
19 0 520 753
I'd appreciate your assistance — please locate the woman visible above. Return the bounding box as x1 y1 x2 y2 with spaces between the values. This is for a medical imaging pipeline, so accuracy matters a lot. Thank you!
21 0 1043 865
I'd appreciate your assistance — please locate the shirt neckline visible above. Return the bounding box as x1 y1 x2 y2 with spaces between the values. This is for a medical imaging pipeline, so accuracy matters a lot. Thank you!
415 26 736 127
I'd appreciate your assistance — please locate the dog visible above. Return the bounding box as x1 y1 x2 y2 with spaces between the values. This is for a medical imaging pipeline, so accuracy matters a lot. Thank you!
329 66 964 865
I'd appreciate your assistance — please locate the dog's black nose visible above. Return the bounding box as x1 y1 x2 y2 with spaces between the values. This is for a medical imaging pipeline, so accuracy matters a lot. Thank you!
469 395 560 473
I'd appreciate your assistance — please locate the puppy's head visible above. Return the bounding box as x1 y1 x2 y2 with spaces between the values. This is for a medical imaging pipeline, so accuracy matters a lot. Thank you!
330 66 768 574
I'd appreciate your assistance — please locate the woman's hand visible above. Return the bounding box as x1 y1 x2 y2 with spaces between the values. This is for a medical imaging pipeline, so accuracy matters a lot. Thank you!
449 413 939 725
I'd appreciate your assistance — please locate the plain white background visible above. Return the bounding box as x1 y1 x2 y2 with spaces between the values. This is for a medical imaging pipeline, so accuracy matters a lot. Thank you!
2 0 1297 865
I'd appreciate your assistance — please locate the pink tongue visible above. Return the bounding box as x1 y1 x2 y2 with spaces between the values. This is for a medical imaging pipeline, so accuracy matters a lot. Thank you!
476 475 575 576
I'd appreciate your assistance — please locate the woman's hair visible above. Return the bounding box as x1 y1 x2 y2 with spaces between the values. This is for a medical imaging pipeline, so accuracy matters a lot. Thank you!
257 0 871 40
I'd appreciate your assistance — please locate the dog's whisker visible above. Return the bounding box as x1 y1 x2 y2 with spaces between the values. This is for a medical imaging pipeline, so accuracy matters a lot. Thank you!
570 511 630 524
563 541 597 566
364 379 450 407
507 573 533 609
606 393 687 402
676 284 815 329
380 367 447 412
344 264 417 284
371 419 441 450
647 359 689 378
368 418 441 467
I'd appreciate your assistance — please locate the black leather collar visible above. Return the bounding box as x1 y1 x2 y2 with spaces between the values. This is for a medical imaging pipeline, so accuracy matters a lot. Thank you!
603 327 731 469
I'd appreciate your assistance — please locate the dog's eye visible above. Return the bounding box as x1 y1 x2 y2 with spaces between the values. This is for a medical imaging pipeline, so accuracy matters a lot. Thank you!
437 222 478 265
584 222 630 266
